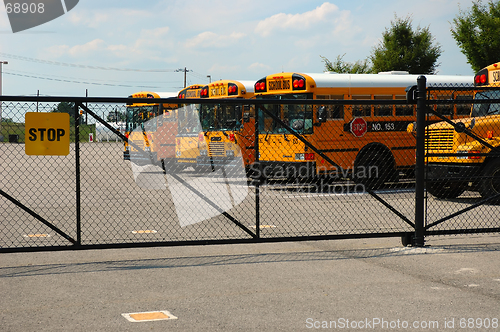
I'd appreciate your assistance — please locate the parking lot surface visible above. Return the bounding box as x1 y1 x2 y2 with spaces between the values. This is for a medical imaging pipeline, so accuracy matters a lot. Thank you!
1 234 499 331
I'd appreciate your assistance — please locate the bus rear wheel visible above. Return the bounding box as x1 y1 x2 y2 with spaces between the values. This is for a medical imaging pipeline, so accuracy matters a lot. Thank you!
478 159 500 203
426 180 466 199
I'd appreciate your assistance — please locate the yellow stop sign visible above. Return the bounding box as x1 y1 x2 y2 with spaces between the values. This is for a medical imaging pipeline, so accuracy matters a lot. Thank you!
25 112 70 155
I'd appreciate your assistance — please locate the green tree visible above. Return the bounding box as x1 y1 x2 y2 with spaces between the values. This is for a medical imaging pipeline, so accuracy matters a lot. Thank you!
107 109 125 123
53 101 76 118
370 16 442 74
52 101 85 124
451 0 500 73
321 54 373 73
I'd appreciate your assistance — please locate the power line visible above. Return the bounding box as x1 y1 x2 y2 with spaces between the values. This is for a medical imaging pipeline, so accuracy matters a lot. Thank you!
0 52 182 73
0 51 211 88
4 71 164 89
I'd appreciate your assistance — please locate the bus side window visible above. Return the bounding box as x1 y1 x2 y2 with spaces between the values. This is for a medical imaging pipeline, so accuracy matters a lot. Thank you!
373 95 392 116
455 95 473 116
317 95 344 120
436 94 453 117
352 95 371 117
395 95 413 116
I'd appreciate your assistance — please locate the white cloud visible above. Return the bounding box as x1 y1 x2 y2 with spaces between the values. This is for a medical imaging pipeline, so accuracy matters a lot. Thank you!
68 9 155 29
67 39 106 56
184 31 246 49
248 62 272 73
43 45 71 58
255 2 340 37
207 63 242 77
68 11 110 29
133 27 171 49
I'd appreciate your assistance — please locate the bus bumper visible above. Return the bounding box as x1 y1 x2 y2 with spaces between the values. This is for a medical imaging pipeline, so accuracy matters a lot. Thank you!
127 152 157 166
252 161 316 180
196 156 238 167
426 163 481 181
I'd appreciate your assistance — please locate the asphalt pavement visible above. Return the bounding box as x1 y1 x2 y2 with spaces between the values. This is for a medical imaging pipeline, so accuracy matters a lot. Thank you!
1 234 500 331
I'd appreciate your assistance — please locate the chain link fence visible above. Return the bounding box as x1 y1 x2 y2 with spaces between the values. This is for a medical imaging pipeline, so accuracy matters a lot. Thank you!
0 83 499 252
423 85 500 236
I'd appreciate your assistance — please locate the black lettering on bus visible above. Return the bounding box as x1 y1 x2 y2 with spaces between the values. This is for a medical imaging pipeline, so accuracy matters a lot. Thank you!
268 80 291 91
493 71 500 83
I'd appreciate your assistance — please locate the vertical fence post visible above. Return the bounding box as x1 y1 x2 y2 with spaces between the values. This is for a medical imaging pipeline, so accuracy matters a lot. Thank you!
414 76 427 247
75 102 82 246
254 103 260 238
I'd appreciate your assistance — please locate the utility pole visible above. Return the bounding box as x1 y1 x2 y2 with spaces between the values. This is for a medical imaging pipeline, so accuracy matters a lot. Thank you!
183 67 187 88
176 67 191 88
0 61 8 142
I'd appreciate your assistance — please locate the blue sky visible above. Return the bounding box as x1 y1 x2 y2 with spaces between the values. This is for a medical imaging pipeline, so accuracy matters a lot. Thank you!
0 0 478 97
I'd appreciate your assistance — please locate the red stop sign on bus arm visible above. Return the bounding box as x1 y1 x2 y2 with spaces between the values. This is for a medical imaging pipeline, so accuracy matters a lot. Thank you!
350 117 368 137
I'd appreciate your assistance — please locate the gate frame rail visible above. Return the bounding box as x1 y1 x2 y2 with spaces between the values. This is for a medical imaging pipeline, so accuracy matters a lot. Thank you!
1 90 499 252
413 77 500 239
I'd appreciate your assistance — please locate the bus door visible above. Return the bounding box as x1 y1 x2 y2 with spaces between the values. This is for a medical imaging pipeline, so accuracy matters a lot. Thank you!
258 97 314 178
239 104 256 167
156 104 178 161
176 104 204 166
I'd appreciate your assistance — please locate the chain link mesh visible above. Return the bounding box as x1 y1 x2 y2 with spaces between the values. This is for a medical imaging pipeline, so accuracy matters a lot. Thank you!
0 89 498 251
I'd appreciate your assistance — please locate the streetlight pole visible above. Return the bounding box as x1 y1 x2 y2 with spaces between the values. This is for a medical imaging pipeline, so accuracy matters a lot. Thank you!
0 61 8 142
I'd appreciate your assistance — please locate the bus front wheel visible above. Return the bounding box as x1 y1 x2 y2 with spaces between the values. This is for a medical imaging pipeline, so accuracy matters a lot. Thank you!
479 159 500 203
426 180 466 199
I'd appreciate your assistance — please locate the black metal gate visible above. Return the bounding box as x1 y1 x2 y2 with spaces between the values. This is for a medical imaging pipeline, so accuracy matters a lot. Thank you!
0 87 498 253
415 77 500 239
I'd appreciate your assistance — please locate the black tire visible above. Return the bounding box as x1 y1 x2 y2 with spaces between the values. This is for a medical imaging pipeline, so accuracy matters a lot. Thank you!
478 159 500 203
354 149 395 190
426 180 466 199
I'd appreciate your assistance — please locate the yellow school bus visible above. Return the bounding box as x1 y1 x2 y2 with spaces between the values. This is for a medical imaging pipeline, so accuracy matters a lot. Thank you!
425 62 500 199
175 85 204 169
176 80 255 171
124 91 178 169
253 72 473 188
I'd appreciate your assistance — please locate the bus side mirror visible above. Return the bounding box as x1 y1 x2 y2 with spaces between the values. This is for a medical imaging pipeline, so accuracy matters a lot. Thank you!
406 85 417 103
407 122 416 138
317 106 327 123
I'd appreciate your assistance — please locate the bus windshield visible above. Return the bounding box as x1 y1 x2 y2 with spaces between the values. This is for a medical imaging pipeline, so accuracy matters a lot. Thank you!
126 105 158 132
178 104 202 135
200 103 243 132
472 90 500 117
257 93 314 134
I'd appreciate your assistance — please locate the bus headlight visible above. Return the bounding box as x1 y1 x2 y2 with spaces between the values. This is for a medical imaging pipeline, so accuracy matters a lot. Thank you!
295 153 314 160
200 149 208 156
226 150 235 157
295 153 305 160
457 149 481 159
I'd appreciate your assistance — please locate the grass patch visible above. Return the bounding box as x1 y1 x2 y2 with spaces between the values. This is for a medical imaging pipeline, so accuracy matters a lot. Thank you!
1 122 96 143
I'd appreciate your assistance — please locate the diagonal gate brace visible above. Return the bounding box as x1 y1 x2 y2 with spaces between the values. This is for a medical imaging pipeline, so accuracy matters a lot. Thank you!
0 189 77 245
